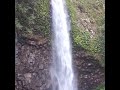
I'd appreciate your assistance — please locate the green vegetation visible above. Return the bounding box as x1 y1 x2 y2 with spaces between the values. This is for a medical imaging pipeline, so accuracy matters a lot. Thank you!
95 84 105 90
66 0 105 66
15 0 50 38
15 0 105 66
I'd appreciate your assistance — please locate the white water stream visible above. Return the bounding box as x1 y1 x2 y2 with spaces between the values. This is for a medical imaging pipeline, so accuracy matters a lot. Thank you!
50 0 77 90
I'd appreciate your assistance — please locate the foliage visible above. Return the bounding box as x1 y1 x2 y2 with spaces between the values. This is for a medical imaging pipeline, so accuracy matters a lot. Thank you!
15 0 50 37
15 0 105 66
66 0 105 66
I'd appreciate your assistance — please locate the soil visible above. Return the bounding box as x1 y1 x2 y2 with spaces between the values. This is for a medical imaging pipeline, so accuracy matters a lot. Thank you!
15 37 104 90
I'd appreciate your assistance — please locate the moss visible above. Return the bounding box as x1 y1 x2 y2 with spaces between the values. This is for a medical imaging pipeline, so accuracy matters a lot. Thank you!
66 0 105 66
15 0 50 38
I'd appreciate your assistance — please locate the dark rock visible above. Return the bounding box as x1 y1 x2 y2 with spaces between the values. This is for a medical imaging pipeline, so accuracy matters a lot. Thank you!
15 40 104 90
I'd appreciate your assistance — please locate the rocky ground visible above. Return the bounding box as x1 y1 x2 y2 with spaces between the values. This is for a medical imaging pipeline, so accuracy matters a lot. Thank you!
15 36 104 90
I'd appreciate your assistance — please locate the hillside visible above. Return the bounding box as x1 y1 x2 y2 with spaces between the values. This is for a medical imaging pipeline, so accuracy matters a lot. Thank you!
15 0 105 90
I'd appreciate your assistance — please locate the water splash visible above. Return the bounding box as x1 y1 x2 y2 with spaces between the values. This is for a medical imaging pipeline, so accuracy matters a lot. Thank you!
50 0 77 90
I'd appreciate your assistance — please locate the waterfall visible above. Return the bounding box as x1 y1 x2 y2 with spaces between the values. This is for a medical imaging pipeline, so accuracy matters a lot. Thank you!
50 0 77 90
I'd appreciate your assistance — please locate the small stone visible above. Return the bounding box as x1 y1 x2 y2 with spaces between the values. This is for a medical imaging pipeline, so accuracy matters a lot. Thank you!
24 73 32 83
17 73 21 77
84 75 88 78
88 63 92 66
28 53 35 65
39 64 44 69
91 77 93 80
94 80 97 82
32 73 36 76
91 73 93 75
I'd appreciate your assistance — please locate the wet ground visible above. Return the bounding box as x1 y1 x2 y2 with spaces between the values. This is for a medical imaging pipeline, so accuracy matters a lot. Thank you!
15 37 104 90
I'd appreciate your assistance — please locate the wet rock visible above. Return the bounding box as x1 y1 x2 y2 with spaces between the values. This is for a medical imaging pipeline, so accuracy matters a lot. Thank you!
15 41 104 90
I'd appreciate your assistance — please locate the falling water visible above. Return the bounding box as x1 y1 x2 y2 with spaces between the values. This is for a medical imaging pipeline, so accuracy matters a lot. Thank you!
50 0 77 90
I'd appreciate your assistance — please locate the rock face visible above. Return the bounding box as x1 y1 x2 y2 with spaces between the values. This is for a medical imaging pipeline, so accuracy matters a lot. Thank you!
15 39 52 90
15 39 104 90
73 48 105 90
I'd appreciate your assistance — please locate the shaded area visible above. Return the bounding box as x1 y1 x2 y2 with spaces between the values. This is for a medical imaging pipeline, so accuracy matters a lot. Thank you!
73 46 104 90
